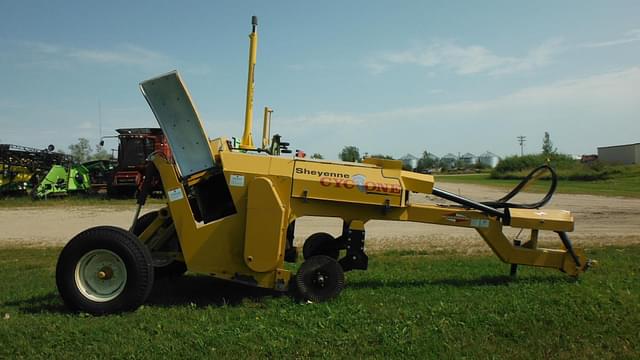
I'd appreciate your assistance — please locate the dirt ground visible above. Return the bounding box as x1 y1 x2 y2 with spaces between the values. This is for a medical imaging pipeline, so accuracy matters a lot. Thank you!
1 183 639 253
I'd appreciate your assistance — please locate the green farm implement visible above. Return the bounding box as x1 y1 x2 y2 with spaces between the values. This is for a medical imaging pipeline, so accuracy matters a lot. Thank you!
1 143 114 199
0 144 69 196
32 160 115 199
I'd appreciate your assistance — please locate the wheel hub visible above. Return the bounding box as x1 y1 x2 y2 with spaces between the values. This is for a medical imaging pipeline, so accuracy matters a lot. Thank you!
74 249 127 302
314 272 327 288
97 267 113 280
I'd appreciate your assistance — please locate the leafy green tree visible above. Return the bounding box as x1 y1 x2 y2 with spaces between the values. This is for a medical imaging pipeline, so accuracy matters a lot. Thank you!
417 151 437 171
542 132 557 156
339 146 361 162
68 138 92 163
310 153 324 159
91 144 112 160
369 154 394 160
68 138 112 163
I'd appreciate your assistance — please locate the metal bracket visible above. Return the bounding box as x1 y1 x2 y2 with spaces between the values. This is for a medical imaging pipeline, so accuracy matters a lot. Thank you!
339 223 368 271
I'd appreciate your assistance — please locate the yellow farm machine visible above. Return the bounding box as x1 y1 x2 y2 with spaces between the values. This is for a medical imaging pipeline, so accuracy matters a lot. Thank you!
56 17 593 314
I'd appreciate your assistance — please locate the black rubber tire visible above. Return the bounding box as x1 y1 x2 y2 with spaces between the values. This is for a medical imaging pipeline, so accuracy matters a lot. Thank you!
56 226 154 315
133 211 187 278
302 232 339 260
295 255 345 302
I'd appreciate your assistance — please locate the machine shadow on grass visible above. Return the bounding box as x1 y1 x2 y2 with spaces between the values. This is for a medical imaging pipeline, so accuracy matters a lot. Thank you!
3 276 281 315
5 273 574 315
345 273 575 290
3 292 67 314
147 272 575 307
146 275 282 308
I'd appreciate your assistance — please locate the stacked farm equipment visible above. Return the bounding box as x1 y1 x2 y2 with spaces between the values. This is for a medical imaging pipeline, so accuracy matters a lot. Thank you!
0 144 71 197
0 143 117 199
1 127 170 200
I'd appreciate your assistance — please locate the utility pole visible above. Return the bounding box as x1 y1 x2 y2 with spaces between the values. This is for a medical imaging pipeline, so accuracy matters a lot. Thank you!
517 135 526 156
98 100 102 139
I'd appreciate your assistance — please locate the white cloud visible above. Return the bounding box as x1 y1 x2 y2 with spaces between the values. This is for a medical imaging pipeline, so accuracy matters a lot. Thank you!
366 38 563 76
22 41 61 54
68 44 168 66
580 29 640 48
282 66 640 157
291 112 365 125
20 41 169 67
77 121 95 129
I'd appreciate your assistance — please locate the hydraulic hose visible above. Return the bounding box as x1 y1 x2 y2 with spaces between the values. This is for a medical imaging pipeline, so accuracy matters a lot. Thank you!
481 164 558 209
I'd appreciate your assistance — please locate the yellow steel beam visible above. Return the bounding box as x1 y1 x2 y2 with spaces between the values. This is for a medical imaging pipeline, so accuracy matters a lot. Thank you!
240 16 258 149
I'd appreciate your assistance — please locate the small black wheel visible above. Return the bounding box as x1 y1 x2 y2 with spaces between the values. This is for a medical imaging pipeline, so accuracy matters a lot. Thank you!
302 232 339 260
56 226 154 314
133 211 187 278
295 255 345 302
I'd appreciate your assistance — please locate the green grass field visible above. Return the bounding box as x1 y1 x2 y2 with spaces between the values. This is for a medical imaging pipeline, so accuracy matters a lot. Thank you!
436 173 640 198
1 246 638 358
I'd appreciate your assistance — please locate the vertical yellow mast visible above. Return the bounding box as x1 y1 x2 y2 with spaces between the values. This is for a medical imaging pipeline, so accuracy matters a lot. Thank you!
262 107 273 149
240 16 258 149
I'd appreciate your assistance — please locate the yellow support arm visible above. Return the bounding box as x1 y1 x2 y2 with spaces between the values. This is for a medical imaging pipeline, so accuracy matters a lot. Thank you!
240 16 258 149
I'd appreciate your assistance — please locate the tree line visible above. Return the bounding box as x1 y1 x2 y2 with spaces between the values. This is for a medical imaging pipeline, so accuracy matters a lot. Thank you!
67 138 111 163
333 131 561 173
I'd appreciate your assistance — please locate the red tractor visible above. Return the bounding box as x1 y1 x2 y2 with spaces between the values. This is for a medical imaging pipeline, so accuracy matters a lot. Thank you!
102 128 171 197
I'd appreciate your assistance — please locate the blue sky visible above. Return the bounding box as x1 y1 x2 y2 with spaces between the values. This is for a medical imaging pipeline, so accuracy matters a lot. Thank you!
1 1 638 159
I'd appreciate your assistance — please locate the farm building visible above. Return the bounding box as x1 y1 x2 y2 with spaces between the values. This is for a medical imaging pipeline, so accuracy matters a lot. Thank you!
440 153 458 169
597 143 640 165
478 151 501 168
399 154 418 170
460 153 477 166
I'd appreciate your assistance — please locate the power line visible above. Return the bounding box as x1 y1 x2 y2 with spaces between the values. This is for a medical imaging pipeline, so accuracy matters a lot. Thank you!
517 135 526 156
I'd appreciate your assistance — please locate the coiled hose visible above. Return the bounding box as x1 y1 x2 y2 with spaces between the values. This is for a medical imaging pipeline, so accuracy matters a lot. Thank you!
481 164 558 209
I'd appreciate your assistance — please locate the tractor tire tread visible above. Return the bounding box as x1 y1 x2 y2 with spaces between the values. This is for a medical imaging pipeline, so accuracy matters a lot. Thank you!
56 226 154 315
